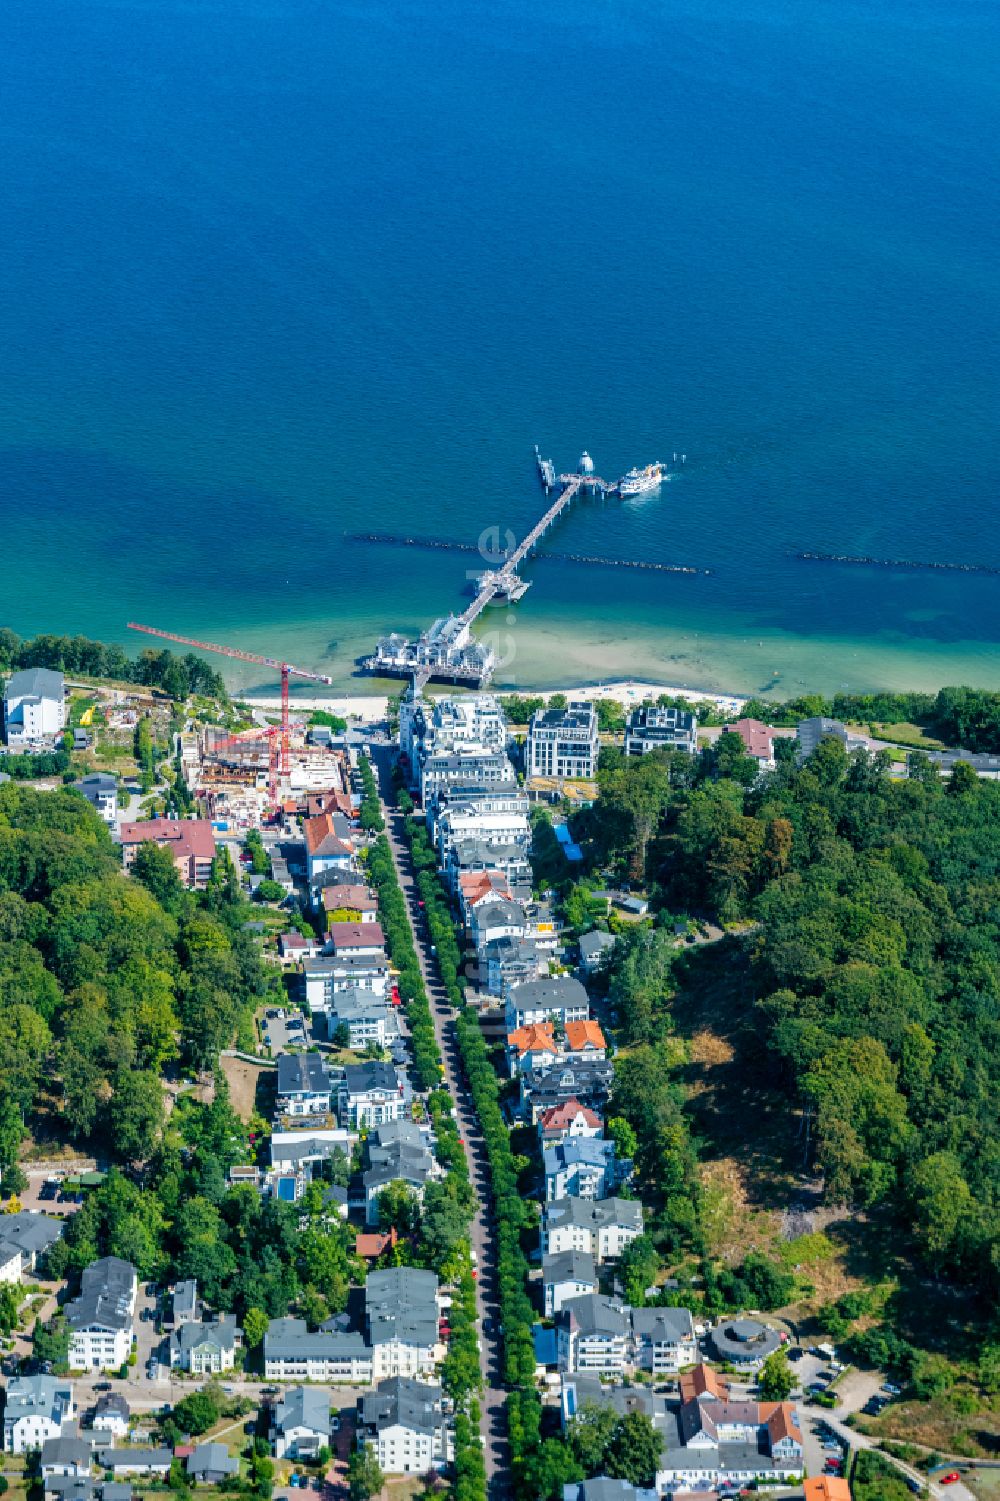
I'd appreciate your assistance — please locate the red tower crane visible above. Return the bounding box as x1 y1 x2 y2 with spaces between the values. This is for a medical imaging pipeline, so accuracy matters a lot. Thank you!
127 622 334 783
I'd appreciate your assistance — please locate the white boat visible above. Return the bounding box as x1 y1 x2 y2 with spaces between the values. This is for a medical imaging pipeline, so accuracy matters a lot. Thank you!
618 462 664 496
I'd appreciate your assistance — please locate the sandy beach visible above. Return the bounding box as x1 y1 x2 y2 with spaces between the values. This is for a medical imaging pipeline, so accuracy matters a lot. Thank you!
247 679 747 724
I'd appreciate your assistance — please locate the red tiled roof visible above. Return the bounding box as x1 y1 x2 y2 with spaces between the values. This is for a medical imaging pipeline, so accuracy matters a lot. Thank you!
507 1023 558 1058
679 1363 730 1403
119 818 216 860
762 1401 802 1446
722 717 774 759
803 1481 850 1501
303 813 354 856
539 1099 602 1131
564 1020 607 1052
322 884 377 912
355 1227 397 1259
328 921 385 950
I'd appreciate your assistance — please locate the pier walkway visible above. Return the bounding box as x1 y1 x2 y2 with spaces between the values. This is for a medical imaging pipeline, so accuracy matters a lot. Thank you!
455 473 590 630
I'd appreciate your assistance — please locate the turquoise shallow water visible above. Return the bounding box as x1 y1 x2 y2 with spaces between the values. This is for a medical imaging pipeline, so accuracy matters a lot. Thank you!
0 0 998 697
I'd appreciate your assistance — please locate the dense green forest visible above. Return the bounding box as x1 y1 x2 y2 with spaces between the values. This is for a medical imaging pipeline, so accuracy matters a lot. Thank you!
572 736 1000 1321
0 783 271 1186
0 627 227 699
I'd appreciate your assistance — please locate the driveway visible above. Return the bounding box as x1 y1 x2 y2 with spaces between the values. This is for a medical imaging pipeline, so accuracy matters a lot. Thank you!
372 745 510 1498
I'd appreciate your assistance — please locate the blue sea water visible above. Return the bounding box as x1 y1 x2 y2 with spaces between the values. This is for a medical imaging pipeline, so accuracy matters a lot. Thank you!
0 0 998 698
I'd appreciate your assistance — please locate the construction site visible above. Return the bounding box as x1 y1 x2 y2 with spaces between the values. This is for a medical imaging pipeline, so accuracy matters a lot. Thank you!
127 622 359 832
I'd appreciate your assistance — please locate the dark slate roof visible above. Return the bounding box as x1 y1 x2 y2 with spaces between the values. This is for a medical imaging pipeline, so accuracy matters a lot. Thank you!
358 1377 443 1438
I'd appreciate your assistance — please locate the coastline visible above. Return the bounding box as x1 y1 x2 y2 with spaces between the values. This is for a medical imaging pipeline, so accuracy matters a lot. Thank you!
248 678 747 724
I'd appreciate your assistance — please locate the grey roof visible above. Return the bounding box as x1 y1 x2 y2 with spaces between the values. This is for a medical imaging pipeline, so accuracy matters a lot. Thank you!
277 1052 332 1096
522 1060 615 1106
101 1485 133 1501
545 1196 643 1232
562 1376 670 1427
100 1450 171 1471
474 899 526 929
566 1481 638 1501
172 1280 198 1319
364 1142 433 1195
94 1394 130 1420
509 975 590 1013
631 1306 695 1343
369 1120 427 1151
544 1138 615 1174
5 668 64 701
359 1377 444 1438
270 1137 341 1168
579 930 617 962
343 1061 402 1095
330 989 391 1023
78 774 117 795
366 1267 439 1348
5 1374 74 1427
41 1434 91 1471
67 1258 135 1334
542 1249 597 1288
264 1317 370 1362
0 1210 63 1260
44 1480 95 1501
558 1294 628 1338
186 1443 238 1478
170 1316 239 1358
275 1386 330 1437
710 1317 781 1362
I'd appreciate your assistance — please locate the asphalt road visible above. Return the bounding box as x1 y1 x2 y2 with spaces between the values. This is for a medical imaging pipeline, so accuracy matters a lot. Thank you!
372 745 511 1498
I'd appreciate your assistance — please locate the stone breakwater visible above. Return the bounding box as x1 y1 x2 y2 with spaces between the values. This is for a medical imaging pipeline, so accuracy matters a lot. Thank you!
796 551 1000 578
345 531 710 576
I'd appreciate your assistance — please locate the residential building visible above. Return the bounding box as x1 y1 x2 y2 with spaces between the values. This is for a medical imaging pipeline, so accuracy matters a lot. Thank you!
796 716 868 762
273 1388 330 1461
364 1139 436 1225
169 1316 240 1374
276 1053 333 1117
100 1451 171 1480
91 1395 129 1441
520 1060 615 1123
471 898 527 955
171 1280 199 1327
624 704 698 757
544 1138 617 1201
506 1023 559 1077
119 819 216 889
505 975 590 1032
303 814 355 883
327 988 391 1049
542 1250 598 1316
436 807 531 866
457 868 511 923
537 1099 603 1147
0 1242 21 1282
76 774 118 827
44 1479 95 1501
357 1378 454 1475
803 1479 852 1501
263 1319 374 1384
556 1294 630 1375
0 1211 63 1278
526 701 599 781
541 1197 644 1263
631 1306 697 1373
325 921 386 960
4 1376 75 1454
446 838 532 899
484 936 543 998
338 1062 406 1129
303 955 389 1015
66 1258 137 1372
563 1020 608 1063
320 884 378 923
3 668 65 745
366 1267 442 1381
40 1432 91 1480
186 1443 239 1484
562 1480 645 1501
578 930 617 973
420 749 515 809
720 718 776 773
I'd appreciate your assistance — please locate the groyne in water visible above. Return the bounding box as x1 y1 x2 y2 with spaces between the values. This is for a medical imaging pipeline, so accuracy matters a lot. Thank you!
796 551 1000 578
344 531 710 577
